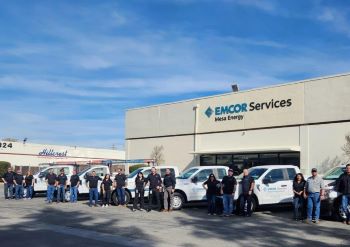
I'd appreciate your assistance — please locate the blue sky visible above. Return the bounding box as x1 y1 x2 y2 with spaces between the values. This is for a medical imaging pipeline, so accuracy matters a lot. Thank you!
0 0 350 149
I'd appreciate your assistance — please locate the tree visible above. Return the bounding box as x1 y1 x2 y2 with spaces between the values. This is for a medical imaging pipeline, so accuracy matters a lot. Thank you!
342 134 350 162
0 161 11 179
150 145 165 165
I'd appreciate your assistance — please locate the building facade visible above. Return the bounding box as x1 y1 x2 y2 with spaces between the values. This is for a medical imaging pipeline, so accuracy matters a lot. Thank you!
0 141 125 173
125 73 350 175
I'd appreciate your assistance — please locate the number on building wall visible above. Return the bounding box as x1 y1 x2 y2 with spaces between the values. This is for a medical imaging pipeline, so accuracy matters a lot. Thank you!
0 142 13 148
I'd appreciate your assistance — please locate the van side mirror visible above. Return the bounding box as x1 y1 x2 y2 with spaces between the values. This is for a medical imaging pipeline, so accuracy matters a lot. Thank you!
39 173 45 178
263 178 272 184
191 177 198 183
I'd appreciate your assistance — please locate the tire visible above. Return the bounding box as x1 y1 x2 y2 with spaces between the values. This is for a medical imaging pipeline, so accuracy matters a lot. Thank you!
251 196 257 212
173 192 185 210
65 190 71 202
111 190 131 205
332 198 344 221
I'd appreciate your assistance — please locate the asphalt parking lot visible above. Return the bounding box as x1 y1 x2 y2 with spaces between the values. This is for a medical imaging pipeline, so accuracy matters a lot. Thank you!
0 186 349 247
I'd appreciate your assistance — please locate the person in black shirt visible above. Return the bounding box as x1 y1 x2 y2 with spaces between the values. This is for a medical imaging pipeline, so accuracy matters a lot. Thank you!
163 168 176 212
221 169 237 216
45 169 57 204
14 170 24 200
87 171 102 207
203 173 220 215
56 169 67 203
24 171 34 199
101 174 113 207
292 173 306 221
113 169 127 206
133 172 146 211
336 164 350 224
146 167 162 212
69 170 80 203
239 169 255 217
2 166 15 199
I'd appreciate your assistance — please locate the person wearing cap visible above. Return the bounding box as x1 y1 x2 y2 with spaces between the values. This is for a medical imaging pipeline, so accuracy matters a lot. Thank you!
56 169 68 203
304 168 325 224
221 169 237 216
203 173 221 215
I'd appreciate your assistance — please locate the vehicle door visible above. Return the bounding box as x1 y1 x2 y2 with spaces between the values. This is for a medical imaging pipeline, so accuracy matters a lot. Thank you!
285 168 297 203
191 168 214 200
35 169 49 191
260 168 290 204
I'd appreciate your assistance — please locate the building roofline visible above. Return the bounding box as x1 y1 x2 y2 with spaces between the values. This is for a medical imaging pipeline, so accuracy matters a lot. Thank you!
126 72 350 112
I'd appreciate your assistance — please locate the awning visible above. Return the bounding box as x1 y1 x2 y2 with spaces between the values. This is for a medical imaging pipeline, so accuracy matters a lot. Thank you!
189 146 301 154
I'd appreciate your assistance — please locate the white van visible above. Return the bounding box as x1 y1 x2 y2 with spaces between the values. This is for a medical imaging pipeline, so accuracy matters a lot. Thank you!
173 166 229 210
112 166 180 205
234 165 300 212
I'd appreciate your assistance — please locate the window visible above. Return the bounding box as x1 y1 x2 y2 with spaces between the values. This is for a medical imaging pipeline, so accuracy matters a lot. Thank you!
159 168 175 178
265 169 285 182
260 154 279 165
178 168 199 179
216 168 227 179
196 169 214 182
143 169 151 178
200 155 216 166
217 155 232 165
279 153 300 166
287 168 297 180
91 168 106 177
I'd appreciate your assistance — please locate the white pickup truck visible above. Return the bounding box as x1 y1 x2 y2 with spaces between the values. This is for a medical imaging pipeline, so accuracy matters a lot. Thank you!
234 165 300 212
33 165 109 201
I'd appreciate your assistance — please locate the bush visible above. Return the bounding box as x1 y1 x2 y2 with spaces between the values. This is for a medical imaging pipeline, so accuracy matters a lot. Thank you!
129 164 147 173
0 161 11 180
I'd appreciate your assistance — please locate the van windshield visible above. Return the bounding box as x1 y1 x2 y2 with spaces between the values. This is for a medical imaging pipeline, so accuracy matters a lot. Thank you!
177 168 199 179
77 167 90 176
323 167 345 180
236 168 267 180
128 168 144 178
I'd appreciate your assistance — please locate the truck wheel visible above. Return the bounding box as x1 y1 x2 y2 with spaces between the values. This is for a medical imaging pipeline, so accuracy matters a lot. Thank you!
251 196 257 212
65 190 71 202
111 190 131 205
173 192 185 210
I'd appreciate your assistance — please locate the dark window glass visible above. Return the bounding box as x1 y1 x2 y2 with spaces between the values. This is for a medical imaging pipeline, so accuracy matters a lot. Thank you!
279 153 300 167
216 168 227 179
287 168 297 180
259 153 279 165
265 169 286 182
217 155 232 165
196 169 214 182
200 155 216 166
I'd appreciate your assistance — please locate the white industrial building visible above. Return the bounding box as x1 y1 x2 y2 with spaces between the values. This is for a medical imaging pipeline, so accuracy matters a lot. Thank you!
0 141 125 172
125 73 350 175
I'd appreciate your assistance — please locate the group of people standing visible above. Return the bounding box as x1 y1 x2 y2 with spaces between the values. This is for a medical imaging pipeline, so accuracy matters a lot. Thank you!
2 167 34 200
44 168 80 204
293 164 350 225
202 168 254 217
86 167 176 212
